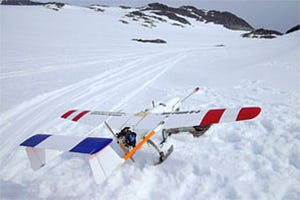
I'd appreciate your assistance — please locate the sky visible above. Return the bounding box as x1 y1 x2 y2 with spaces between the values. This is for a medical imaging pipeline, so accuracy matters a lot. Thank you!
37 0 300 32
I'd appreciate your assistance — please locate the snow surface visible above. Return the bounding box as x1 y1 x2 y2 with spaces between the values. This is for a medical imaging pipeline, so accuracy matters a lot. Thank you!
1 5 300 200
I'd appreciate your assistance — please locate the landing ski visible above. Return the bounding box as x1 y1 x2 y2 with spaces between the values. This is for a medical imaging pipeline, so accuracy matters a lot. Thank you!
154 145 174 165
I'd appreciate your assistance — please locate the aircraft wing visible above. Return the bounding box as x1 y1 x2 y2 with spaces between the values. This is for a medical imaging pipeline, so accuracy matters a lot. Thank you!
60 107 261 131
61 110 134 130
125 107 261 130
160 107 261 128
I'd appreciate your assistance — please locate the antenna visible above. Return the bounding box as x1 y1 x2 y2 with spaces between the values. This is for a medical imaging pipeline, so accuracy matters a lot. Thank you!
180 87 200 104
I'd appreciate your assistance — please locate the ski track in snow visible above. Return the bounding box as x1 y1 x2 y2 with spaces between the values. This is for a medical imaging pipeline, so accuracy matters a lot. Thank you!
0 52 151 79
0 49 187 170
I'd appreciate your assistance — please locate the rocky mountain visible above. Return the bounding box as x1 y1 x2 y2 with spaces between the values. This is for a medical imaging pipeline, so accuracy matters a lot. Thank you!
7 1 289 38
1 1 254 31
1 0 66 11
123 3 254 31
286 24 300 34
88 5 106 12
1 0 44 5
44 2 65 11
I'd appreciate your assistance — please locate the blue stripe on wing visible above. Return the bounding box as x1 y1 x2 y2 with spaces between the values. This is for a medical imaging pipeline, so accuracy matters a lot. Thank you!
70 137 113 154
20 134 51 147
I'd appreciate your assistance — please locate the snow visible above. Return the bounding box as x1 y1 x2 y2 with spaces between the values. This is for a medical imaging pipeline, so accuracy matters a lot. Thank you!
1 4 300 200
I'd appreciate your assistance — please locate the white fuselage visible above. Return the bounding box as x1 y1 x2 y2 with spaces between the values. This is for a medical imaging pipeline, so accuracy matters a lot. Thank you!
148 97 181 113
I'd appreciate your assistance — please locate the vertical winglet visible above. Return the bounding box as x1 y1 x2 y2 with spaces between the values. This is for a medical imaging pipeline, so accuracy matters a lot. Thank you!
24 147 63 171
89 145 124 184
25 147 46 170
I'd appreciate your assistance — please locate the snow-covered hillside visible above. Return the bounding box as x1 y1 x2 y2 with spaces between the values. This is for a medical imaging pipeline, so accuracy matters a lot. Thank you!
1 4 299 200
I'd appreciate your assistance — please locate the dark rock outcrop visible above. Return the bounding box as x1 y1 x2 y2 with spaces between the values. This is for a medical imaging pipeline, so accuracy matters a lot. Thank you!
125 10 166 28
47 2 64 7
144 3 253 30
204 10 253 31
242 28 283 39
120 5 131 9
1 0 44 5
44 2 65 11
125 3 253 31
1 0 65 9
179 5 206 21
286 25 300 34
152 10 190 25
143 3 194 25
119 19 129 24
88 5 105 12
132 38 167 44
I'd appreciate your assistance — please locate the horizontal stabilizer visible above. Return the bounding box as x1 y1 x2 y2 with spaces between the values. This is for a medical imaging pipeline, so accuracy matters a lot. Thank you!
20 134 112 154
20 134 122 184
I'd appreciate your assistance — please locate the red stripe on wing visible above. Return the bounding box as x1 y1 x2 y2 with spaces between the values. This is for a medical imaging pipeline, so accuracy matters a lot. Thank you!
236 107 261 121
72 110 90 121
200 109 226 126
61 110 77 119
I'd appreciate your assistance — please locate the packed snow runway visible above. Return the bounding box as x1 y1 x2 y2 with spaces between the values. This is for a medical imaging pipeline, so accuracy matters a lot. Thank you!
1 5 300 200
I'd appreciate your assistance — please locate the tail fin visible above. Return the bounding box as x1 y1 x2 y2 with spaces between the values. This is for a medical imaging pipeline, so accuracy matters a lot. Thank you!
24 147 62 170
89 145 124 184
